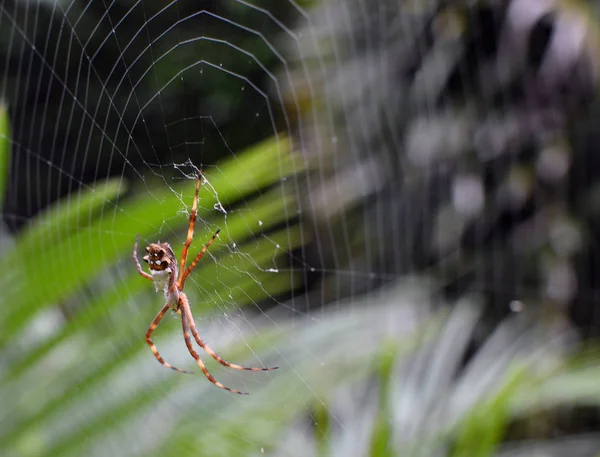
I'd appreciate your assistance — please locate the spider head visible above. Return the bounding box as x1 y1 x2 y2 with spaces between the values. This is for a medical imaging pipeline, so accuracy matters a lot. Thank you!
143 243 175 272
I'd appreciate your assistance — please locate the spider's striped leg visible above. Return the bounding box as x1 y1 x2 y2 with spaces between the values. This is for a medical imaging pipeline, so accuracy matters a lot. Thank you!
180 294 279 372
181 308 248 395
179 172 203 279
147 304 194 374
134 234 153 281
177 229 220 290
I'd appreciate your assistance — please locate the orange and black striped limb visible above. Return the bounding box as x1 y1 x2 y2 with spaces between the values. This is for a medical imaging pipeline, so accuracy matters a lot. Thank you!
179 171 203 278
180 294 279 372
146 304 194 374
178 229 220 289
181 309 248 395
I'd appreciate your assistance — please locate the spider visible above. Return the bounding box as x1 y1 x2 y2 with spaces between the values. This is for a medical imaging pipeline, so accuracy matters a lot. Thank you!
133 171 278 394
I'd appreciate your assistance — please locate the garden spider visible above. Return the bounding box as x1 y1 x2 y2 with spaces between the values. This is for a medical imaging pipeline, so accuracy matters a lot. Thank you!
133 172 278 394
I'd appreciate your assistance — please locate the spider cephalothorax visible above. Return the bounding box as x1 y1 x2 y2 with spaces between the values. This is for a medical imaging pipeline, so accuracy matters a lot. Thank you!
133 172 278 394
143 243 179 307
143 243 176 272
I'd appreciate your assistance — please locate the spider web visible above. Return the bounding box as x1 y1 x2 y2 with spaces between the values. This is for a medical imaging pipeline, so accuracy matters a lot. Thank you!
2 1 600 456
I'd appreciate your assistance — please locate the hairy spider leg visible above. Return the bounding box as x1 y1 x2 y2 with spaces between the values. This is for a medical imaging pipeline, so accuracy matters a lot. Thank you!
180 294 279 372
133 234 153 281
178 229 220 290
179 171 203 279
146 304 194 374
181 309 248 395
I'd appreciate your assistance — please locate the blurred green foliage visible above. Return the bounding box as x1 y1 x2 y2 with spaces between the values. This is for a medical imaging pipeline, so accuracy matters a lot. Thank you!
0 102 10 213
1 129 600 456
2 1 600 453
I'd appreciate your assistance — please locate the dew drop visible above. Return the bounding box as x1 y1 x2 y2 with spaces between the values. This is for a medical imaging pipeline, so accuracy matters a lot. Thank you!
509 300 524 312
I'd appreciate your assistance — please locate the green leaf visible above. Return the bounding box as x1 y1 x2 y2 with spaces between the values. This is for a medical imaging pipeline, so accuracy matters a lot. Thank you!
0 102 10 213
452 364 528 457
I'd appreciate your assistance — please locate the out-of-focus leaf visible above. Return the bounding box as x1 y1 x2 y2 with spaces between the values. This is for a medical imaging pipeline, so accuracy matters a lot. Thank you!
0 102 10 213
452 365 527 457
14 178 125 256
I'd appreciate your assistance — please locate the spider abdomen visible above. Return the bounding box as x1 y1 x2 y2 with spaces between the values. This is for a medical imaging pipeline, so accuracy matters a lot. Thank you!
151 268 176 301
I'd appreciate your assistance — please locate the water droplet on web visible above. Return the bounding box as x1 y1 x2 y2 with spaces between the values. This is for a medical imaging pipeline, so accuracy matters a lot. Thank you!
276 244 280 249
310 267 315 272
258 220 263 226
241 86 245 91
232 243 237 248
331 136 338 144
255 113 259 117
261 448 264 454
266 268 279 273
509 300 524 312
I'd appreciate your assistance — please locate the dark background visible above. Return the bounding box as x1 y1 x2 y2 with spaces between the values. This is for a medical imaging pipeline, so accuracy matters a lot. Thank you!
1 0 298 231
